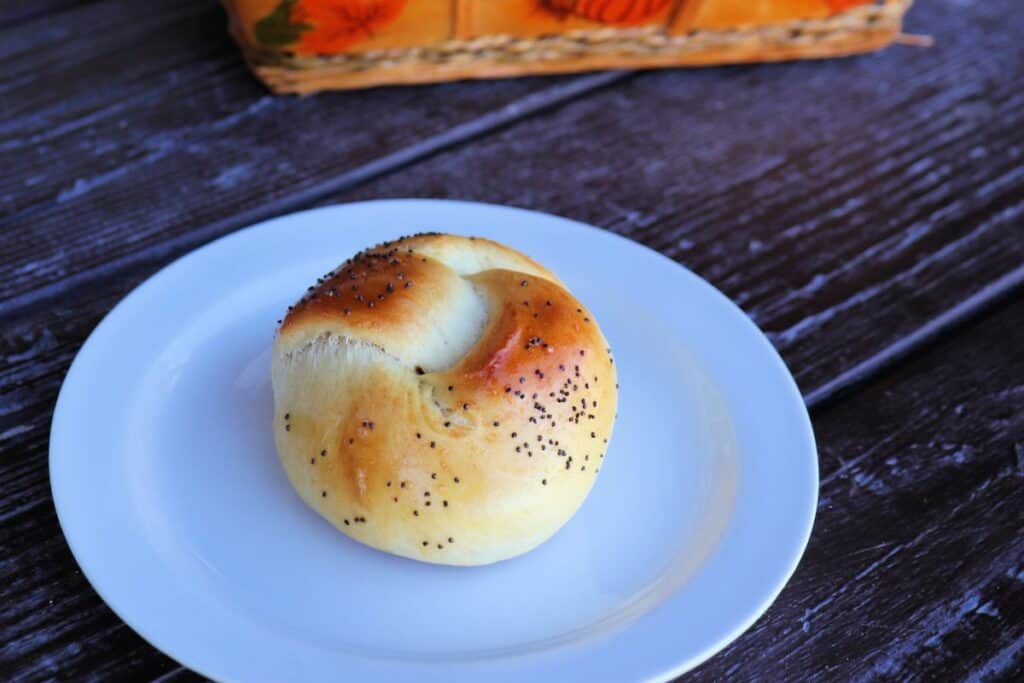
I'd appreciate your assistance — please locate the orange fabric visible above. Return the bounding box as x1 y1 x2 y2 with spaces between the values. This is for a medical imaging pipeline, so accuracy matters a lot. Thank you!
827 0 872 9
291 0 408 53
692 0 874 29
539 0 674 26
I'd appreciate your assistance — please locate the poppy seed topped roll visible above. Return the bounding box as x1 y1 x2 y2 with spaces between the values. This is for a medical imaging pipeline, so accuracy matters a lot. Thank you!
272 233 617 566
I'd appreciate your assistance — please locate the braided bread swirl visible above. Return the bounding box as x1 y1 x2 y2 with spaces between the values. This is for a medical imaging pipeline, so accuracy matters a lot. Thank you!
273 234 617 565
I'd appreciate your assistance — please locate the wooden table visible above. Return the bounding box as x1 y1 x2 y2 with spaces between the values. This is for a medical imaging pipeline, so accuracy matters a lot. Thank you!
2 1 1022 680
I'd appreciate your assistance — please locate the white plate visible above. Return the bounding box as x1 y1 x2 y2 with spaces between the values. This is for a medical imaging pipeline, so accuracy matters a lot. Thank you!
51 200 817 682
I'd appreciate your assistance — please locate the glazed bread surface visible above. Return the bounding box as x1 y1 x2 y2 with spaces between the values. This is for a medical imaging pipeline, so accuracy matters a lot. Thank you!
273 233 617 566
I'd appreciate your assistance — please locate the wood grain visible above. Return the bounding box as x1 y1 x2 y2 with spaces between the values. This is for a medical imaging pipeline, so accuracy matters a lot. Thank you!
0 0 614 310
0 0 1006 328
0 0 93 28
1 0 1022 680
0 277 183 683
688 298 1024 681
336 0 1024 395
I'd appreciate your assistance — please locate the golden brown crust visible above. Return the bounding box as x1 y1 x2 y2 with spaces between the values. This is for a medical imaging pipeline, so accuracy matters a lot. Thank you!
271 233 617 565
278 234 562 357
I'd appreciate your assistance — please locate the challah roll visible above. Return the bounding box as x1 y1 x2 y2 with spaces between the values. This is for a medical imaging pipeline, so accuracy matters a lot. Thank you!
272 233 617 566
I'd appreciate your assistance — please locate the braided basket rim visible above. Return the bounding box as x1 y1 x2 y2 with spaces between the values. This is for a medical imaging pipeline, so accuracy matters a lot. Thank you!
238 0 912 71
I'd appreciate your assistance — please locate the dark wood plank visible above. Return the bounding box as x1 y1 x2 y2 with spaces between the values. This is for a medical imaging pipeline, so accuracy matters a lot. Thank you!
2 0 1022 679
5 0 1020 337
0 278 182 683
0 0 93 28
334 0 1024 397
804 265 1024 411
687 299 1024 681
0 0 621 311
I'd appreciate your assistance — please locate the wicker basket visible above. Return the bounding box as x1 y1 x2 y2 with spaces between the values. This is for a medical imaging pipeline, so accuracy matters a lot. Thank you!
223 0 913 94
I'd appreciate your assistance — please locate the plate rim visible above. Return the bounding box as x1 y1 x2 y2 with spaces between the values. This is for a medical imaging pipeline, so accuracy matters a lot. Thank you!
50 199 818 682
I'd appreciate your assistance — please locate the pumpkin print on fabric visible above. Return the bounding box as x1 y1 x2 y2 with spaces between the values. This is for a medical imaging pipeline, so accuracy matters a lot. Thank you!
254 0 408 52
293 0 408 52
538 0 674 26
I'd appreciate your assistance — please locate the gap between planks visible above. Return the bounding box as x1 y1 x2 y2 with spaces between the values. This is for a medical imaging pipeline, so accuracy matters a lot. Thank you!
804 263 1024 413
0 69 632 323
149 666 200 683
